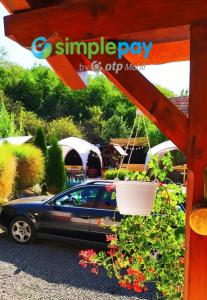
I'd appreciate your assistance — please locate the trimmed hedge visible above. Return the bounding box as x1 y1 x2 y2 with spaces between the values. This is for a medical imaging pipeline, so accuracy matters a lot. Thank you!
0 146 17 204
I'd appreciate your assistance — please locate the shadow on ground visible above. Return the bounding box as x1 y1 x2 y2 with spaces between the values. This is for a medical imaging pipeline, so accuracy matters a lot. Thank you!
0 232 158 299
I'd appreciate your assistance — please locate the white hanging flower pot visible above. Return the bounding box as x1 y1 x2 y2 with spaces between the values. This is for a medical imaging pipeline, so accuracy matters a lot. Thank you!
115 181 158 216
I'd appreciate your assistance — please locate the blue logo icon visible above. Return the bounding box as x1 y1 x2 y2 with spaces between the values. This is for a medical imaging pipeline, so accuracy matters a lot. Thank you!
31 37 52 59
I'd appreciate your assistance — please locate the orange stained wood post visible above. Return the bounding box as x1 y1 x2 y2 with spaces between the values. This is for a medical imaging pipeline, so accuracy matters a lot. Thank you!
184 20 207 300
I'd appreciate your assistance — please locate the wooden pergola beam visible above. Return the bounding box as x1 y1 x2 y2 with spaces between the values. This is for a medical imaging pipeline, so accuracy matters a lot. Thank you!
1 0 61 12
79 53 188 153
125 40 189 65
47 54 87 90
1 0 30 13
45 35 88 90
4 0 207 47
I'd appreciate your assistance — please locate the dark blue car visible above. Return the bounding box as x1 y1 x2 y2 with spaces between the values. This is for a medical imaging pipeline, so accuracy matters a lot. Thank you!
0 181 121 244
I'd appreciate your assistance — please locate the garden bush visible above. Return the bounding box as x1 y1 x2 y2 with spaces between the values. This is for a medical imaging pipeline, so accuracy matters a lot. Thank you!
46 139 66 194
18 109 44 136
0 145 16 204
105 168 132 180
46 117 82 141
11 144 45 190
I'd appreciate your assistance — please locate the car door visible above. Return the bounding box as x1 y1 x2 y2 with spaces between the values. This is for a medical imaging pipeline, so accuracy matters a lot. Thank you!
39 186 101 236
89 186 121 235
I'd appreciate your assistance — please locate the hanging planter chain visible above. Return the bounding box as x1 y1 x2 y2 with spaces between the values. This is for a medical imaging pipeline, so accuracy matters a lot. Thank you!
114 110 158 216
117 110 151 179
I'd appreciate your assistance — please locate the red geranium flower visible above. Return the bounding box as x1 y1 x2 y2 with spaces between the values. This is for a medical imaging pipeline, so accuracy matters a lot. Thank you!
106 234 117 242
133 283 143 293
106 183 115 192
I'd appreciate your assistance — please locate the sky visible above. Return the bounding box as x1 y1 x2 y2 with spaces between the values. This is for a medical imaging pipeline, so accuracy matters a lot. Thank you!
0 3 190 95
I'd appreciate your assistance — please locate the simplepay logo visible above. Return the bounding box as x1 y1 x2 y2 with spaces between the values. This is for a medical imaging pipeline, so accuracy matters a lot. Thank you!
32 37 52 59
31 36 153 60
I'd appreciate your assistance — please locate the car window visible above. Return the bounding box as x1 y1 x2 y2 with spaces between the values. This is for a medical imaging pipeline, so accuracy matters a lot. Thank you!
53 187 101 208
97 189 117 210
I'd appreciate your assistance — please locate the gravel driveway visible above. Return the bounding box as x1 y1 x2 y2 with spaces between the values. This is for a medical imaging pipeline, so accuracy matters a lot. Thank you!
0 232 158 300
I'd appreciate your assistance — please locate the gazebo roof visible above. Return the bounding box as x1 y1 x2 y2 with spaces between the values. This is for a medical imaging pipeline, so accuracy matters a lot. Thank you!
0 136 32 146
58 137 102 169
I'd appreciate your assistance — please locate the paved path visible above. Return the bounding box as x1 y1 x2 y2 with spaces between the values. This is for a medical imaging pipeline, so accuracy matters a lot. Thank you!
0 233 158 300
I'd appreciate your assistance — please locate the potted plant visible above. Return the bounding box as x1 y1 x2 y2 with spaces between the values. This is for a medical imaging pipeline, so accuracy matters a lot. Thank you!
115 180 157 216
114 154 173 216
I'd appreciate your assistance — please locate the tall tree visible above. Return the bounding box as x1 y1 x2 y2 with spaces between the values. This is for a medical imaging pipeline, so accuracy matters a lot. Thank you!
34 126 47 157
84 106 105 144
102 115 130 142
46 138 66 194
34 126 47 194
0 93 16 137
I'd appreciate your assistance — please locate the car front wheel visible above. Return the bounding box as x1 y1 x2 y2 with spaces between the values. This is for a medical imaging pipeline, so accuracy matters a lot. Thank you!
10 217 36 244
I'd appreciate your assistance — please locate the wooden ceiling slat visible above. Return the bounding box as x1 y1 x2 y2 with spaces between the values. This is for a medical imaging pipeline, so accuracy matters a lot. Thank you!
4 0 207 51
110 25 189 44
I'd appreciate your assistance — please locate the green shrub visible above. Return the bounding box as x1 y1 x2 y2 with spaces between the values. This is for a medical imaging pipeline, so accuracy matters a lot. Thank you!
46 139 66 194
105 168 131 180
0 146 16 204
11 144 45 190
18 109 44 136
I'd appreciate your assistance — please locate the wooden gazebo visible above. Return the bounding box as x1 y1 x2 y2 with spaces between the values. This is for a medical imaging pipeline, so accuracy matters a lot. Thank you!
2 1 207 299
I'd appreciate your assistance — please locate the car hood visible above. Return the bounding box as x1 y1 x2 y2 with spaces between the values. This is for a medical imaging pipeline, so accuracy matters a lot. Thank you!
6 195 53 205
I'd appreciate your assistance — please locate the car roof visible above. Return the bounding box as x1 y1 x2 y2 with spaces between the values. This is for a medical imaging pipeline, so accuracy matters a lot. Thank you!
85 180 114 186
65 180 113 190
49 181 114 200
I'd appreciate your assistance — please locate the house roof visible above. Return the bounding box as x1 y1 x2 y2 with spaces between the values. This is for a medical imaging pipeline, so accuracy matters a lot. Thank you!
170 96 189 116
